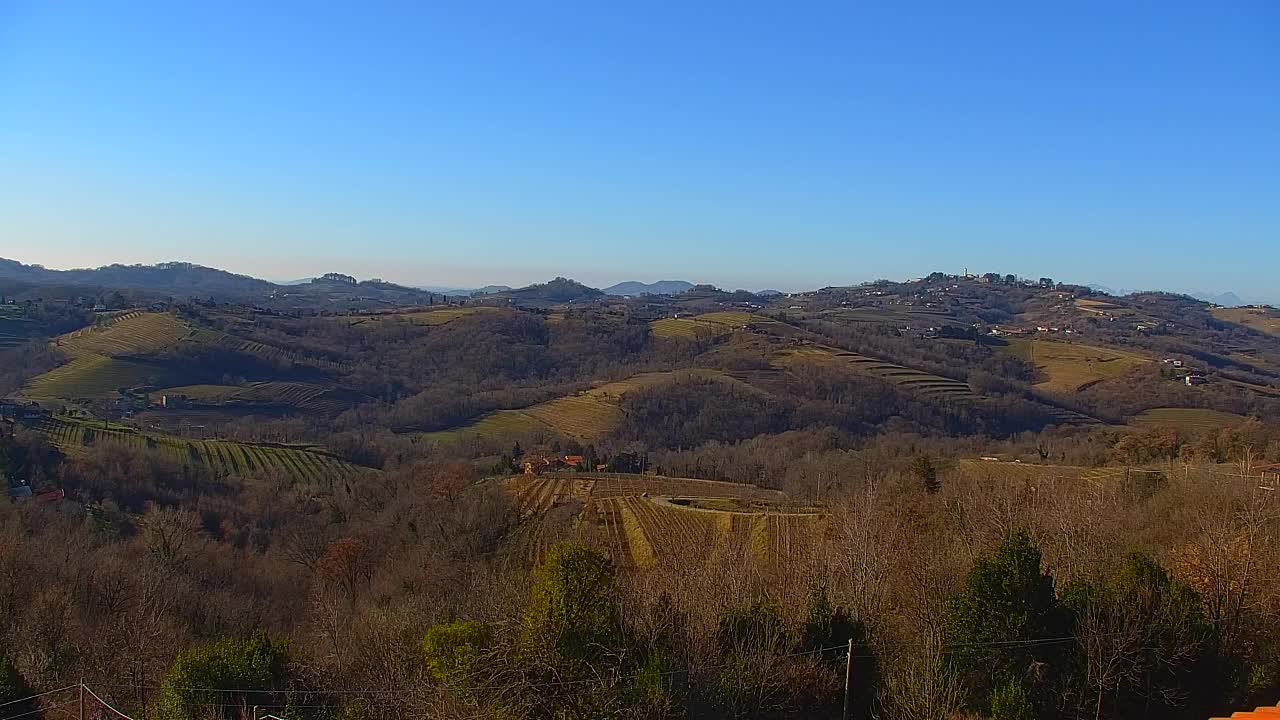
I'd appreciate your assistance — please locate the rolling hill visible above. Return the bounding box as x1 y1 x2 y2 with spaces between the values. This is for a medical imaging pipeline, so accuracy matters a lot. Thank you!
603 280 695 296
0 258 276 296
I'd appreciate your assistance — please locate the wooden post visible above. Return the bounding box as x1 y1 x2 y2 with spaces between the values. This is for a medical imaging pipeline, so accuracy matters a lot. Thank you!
842 637 854 720
79 681 84 720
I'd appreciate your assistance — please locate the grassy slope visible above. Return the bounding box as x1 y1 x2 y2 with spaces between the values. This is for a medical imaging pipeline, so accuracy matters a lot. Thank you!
24 354 187 400
423 370 736 443
649 311 756 339
338 306 498 328
1004 338 1149 394
1213 306 1280 337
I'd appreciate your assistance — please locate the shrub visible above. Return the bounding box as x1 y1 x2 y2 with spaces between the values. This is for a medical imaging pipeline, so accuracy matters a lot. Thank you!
156 631 288 720
423 620 491 689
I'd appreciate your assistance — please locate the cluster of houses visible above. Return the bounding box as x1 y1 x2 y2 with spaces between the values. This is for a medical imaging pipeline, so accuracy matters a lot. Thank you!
989 325 1074 336
0 400 48 423
1161 358 1209 386
520 454 608 474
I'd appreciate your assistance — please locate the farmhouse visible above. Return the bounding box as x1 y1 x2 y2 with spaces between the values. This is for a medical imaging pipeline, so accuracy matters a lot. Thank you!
0 401 47 421
521 455 585 474
1185 374 1209 386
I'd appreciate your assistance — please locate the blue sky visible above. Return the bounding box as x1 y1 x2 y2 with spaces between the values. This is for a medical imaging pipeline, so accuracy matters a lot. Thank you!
1 1 1277 298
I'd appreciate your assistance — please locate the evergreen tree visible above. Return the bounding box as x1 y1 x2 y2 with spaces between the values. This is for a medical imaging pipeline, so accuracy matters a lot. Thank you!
945 530 1067 713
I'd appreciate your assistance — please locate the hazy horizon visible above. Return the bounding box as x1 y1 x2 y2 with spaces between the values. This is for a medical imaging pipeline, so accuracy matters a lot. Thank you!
2 2 1276 300
2 250 1270 304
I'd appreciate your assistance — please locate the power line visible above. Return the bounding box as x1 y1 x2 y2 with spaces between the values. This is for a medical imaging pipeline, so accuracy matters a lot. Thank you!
82 684 132 720
0 684 80 709
2 699 79 720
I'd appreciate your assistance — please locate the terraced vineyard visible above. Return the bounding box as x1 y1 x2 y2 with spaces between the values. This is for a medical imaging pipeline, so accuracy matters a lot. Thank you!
150 381 355 414
35 416 362 484
24 355 186 399
425 371 730 443
823 305 955 326
520 395 623 437
953 459 1127 487
650 311 756 339
650 317 734 339
502 473 821 567
55 312 190 358
341 306 498 328
1132 407 1252 430
187 329 351 371
777 345 976 400
0 309 35 349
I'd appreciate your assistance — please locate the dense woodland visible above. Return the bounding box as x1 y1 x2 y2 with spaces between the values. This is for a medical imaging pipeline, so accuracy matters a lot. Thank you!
2 428 1279 720
4 269 1280 719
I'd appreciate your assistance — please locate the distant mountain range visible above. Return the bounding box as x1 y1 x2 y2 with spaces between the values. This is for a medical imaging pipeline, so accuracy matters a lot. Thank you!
1089 282 1251 307
1187 291 1246 307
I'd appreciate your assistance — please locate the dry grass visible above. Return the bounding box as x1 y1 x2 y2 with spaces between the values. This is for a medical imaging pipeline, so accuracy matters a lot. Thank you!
1213 306 1280 337
695 311 755 326
649 317 732 339
1005 338 1149 394
1074 298 1132 316
334 306 497 328
421 410 551 443
427 371 733 442
649 311 757 338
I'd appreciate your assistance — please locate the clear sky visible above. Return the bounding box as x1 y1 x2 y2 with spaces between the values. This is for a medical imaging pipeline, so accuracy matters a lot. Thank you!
1 2 1277 298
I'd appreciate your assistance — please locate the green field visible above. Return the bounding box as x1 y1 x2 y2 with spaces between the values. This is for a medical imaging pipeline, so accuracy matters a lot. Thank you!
1132 407 1251 431
36 415 362 484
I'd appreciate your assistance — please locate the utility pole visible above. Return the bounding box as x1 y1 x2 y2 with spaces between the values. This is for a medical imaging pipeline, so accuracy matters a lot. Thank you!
842 637 854 720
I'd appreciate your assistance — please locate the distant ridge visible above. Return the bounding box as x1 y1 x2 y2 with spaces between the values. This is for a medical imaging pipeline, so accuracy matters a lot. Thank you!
503 277 604 303
0 258 277 295
0 257 444 306
603 280 694 296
